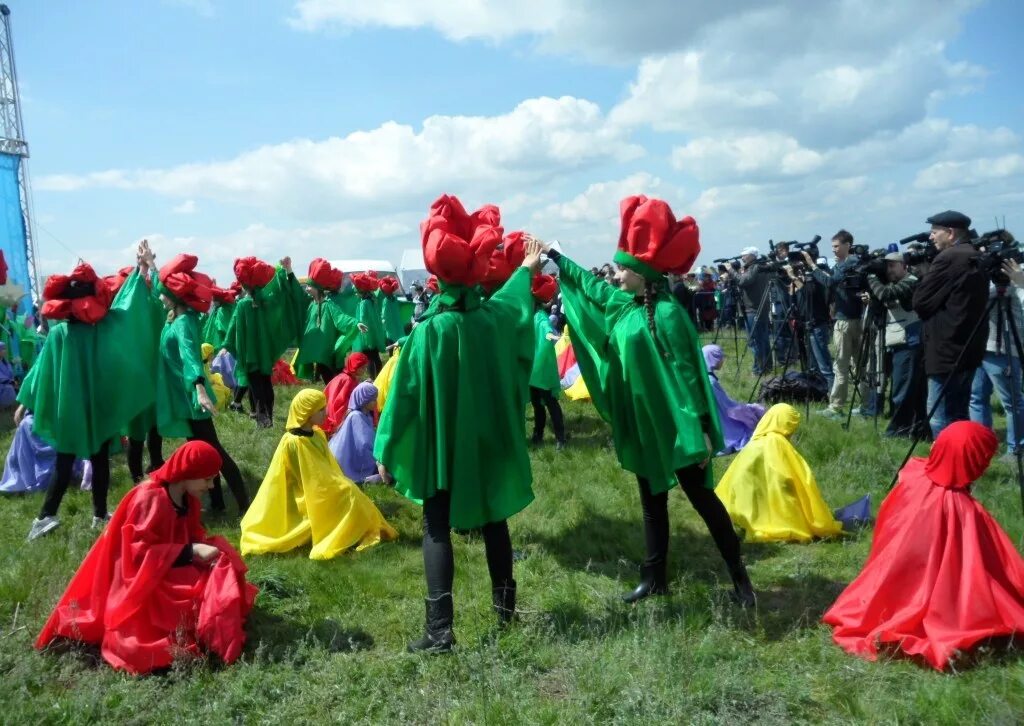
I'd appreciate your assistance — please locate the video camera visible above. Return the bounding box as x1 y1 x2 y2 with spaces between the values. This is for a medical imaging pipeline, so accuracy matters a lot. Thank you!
898 232 938 267
972 229 1021 281
713 256 743 274
852 248 889 279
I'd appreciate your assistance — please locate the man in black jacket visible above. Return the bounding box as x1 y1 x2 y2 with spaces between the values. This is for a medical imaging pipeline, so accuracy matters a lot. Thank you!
736 246 773 373
912 210 989 437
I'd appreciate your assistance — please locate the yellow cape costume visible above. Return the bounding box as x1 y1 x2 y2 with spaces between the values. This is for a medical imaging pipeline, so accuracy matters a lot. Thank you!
374 346 400 413
201 343 232 412
715 403 842 543
240 389 398 560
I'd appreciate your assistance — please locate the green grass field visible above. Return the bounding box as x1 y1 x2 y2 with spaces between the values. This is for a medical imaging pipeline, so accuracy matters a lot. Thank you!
1 335 1023 724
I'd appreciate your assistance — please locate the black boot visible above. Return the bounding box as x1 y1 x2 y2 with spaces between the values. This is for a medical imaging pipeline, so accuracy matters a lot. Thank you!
407 593 455 653
492 580 517 626
728 560 756 608
622 563 668 603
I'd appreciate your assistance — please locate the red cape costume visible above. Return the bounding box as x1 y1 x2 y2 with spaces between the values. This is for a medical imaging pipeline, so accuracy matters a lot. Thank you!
322 352 370 435
36 442 257 674
822 421 1024 671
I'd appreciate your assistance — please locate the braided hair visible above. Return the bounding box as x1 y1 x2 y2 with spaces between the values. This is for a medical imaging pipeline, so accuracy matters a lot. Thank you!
642 279 668 358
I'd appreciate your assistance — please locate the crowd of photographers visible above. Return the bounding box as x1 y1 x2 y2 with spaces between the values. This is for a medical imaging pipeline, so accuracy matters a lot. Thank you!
715 210 1024 458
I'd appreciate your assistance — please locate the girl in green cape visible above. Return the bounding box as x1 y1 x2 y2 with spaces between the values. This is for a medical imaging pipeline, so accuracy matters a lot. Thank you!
351 272 387 377
223 256 305 427
542 195 755 607
23 243 159 540
293 258 363 384
375 195 542 652
154 252 250 513
528 273 566 449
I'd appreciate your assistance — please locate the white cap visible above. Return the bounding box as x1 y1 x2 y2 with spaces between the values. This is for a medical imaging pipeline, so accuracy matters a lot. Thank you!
741 246 759 257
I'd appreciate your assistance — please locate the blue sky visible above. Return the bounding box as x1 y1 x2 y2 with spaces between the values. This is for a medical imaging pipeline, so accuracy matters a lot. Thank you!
12 0 1024 283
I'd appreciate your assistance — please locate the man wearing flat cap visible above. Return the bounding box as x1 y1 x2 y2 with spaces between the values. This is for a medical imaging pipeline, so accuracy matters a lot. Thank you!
912 210 989 437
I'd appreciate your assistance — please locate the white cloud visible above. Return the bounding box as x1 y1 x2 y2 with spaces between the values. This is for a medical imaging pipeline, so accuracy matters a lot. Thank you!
289 0 560 38
172 199 198 215
671 134 824 184
36 96 641 219
913 154 1024 191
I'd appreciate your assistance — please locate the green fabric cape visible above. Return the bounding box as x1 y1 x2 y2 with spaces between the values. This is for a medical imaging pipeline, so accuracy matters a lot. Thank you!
380 292 405 343
202 300 235 350
125 272 165 441
529 309 561 394
17 269 159 458
374 267 536 529
293 292 359 379
222 267 306 385
556 254 724 494
353 295 388 353
156 309 216 438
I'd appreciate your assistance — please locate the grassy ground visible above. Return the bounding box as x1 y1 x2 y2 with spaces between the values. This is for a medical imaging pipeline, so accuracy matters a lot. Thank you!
1 332 1023 724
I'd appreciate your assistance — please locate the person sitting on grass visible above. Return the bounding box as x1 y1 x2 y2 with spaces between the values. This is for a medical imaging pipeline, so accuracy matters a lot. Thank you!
240 388 397 560
715 403 843 542
823 420 1024 671
35 441 257 674
322 352 370 436
330 382 383 484
702 344 764 454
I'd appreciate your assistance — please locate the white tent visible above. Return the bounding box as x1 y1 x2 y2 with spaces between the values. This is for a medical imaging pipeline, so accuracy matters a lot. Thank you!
397 248 429 290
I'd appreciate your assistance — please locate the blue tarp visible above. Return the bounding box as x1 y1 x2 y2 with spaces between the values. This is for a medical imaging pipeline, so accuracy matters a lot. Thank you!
0 152 31 314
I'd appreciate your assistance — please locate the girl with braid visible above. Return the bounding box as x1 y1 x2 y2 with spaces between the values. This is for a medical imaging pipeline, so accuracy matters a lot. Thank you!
540 195 755 606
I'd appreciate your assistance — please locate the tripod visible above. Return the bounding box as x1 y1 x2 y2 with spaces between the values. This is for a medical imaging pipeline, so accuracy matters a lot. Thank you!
887 286 1024 516
713 280 748 376
842 300 888 432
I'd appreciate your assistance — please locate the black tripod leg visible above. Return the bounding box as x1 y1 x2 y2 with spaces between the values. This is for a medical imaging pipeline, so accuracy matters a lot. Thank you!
998 296 1024 517
887 295 998 490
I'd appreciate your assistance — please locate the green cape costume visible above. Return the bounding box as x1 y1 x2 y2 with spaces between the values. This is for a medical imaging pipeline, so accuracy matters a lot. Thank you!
155 308 216 438
202 299 235 350
380 291 405 343
374 267 536 529
529 309 561 395
353 294 388 353
17 269 159 458
222 267 306 387
293 292 360 380
556 254 723 494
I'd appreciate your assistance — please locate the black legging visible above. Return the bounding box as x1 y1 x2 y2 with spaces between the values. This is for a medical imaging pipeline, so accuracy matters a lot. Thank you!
248 370 275 422
529 386 565 442
422 490 513 598
127 426 164 483
314 363 337 386
187 417 250 512
42 440 111 519
364 349 383 378
636 464 741 570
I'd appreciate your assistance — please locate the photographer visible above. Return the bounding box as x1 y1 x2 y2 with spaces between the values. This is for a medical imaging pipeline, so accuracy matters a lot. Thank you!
865 252 927 438
810 230 870 418
968 258 1024 458
717 266 739 328
771 243 795 365
736 246 772 374
790 251 834 389
912 210 989 437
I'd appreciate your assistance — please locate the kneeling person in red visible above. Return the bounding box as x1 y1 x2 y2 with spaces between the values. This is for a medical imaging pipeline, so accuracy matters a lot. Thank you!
36 441 258 674
823 421 1024 671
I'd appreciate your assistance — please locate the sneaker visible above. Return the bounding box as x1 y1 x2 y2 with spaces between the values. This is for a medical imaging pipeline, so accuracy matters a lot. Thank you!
27 516 60 541
91 514 112 530
819 407 843 419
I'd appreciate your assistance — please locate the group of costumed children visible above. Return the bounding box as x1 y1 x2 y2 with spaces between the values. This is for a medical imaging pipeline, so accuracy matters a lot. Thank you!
10 194 1024 673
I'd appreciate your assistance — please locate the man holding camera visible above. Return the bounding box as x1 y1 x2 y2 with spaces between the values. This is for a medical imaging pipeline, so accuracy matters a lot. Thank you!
968 258 1024 458
810 230 870 418
737 246 773 374
865 252 927 437
791 251 834 390
912 210 989 437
